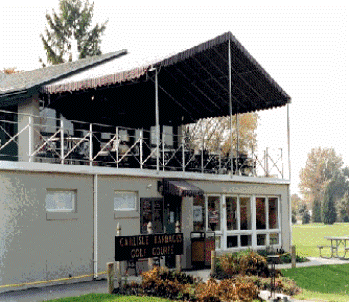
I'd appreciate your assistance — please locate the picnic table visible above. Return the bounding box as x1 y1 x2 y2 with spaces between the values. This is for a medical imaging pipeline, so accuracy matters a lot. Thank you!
318 236 349 258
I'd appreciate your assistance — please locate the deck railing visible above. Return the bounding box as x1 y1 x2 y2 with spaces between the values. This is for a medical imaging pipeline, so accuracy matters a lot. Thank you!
0 109 287 179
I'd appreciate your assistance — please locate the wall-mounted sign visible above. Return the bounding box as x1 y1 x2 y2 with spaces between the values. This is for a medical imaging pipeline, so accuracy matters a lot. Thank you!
115 233 184 261
140 198 163 234
193 205 203 222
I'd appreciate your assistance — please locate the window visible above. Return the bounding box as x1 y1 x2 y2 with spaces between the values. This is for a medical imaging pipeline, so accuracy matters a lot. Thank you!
269 197 279 229
208 196 220 231
226 196 237 231
114 191 137 211
240 197 251 230
193 195 206 231
46 190 76 212
256 197 266 230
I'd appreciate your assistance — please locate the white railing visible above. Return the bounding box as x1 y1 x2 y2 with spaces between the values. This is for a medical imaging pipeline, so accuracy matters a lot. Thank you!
0 109 287 179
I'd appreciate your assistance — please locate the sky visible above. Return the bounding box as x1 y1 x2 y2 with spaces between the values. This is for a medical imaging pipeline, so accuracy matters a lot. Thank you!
0 1 348 195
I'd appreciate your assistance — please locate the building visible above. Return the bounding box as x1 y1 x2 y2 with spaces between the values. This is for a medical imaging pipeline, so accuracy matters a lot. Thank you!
0 32 291 289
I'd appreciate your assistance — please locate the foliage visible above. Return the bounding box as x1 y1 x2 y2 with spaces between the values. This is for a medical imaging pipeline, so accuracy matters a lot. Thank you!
40 0 108 66
238 275 301 297
311 199 322 222
195 277 259 302
322 180 337 224
185 113 258 157
1 68 21 74
302 209 311 224
299 147 343 207
215 250 271 278
291 209 297 224
290 193 302 212
336 192 349 222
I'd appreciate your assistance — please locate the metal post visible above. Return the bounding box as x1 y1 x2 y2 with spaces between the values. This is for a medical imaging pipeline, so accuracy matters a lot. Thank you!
154 68 160 173
175 221 181 272
116 127 119 168
116 223 122 287
147 222 154 270
28 115 33 162
89 123 93 166
140 129 143 169
60 118 64 164
182 136 185 172
228 39 233 176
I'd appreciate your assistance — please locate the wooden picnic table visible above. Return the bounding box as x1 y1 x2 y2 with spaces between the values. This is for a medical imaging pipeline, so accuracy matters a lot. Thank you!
320 236 349 258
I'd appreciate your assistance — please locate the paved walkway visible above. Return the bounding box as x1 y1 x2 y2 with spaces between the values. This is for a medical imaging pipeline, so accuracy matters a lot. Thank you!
0 257 348 302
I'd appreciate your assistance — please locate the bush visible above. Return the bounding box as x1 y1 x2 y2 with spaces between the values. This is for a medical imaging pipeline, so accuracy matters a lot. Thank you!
215 250 271 279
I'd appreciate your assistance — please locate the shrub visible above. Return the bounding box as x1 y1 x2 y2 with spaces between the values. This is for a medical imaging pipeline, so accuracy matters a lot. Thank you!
195 277 259 302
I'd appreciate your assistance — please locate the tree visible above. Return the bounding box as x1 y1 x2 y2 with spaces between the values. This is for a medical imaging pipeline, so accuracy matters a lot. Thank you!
322 180 337 224
312 199 322 223
291 193 302 212
299 147 343 207
185 113 258 156
337 193 349 222
40 0 107 66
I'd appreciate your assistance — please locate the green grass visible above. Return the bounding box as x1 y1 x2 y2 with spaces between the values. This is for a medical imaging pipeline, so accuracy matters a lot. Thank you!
292 222 349 257
281 264 349 302
46 294 175 302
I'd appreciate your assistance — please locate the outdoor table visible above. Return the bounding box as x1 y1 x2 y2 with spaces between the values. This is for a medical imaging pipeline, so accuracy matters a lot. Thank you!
324 236 349 258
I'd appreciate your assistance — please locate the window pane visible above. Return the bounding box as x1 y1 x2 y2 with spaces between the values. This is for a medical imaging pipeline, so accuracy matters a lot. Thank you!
227 235 238 248
241 235 252 247
256 197 266 230
46 190 75 211
257 234 266 246
240 197 251 230
208 196 220 231
114 191 137 211
193 196 206 231
269 197 279 229
226 196 237 231
270 233 279 245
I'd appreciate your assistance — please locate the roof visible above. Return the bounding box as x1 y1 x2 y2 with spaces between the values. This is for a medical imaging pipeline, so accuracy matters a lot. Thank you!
0 50 127 105
0 32 290 128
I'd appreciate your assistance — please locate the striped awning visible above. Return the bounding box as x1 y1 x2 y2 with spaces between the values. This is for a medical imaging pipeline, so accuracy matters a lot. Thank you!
162 179 204 197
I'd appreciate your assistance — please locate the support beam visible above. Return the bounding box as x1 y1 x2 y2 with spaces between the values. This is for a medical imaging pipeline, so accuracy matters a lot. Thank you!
154 68 160 172
228 39 234 175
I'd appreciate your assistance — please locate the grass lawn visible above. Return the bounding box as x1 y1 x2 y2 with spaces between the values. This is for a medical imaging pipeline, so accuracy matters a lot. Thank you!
46 294 175 302
281 264 349 302
292 222 349 257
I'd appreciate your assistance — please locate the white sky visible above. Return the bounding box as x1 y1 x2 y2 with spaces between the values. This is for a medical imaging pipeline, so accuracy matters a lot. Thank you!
0 1 348 195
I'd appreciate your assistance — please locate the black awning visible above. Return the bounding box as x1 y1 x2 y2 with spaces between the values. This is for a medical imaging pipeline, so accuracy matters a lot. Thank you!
162 179 204 197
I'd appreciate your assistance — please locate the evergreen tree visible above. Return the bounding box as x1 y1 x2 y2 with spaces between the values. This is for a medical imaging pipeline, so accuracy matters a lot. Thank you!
312 199 322 222
322 181 337 224
40 0 107 66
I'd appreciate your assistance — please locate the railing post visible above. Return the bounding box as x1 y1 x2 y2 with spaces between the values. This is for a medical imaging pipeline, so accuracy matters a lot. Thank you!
147 222 154 270
116 223 122 287
175 221 182 272
28 115 33 162
211 250 216 275
182 136 185 172
116 127 119 168
60 118 64 164
140 129 143 169
89 123 93 166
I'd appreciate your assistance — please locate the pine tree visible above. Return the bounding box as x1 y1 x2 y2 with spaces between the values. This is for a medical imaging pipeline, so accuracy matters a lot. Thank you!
312 199 322 222
40 0 107 66
322 182 337 225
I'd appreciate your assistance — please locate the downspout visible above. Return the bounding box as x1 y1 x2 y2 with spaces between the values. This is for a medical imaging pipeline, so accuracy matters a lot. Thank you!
93 174 98 279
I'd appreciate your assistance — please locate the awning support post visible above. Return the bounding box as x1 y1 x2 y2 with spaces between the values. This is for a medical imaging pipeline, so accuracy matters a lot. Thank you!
155 68 160 172
228 39 233 176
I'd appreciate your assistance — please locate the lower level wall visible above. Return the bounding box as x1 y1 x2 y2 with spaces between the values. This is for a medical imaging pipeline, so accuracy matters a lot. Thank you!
0 166 290 289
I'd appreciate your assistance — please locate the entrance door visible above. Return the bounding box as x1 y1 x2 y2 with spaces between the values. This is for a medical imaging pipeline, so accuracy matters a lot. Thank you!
164 195 181 267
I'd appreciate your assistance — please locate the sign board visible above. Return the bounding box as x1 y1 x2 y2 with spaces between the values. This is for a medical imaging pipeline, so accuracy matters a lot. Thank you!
115 233 184 261
140 198 163 234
